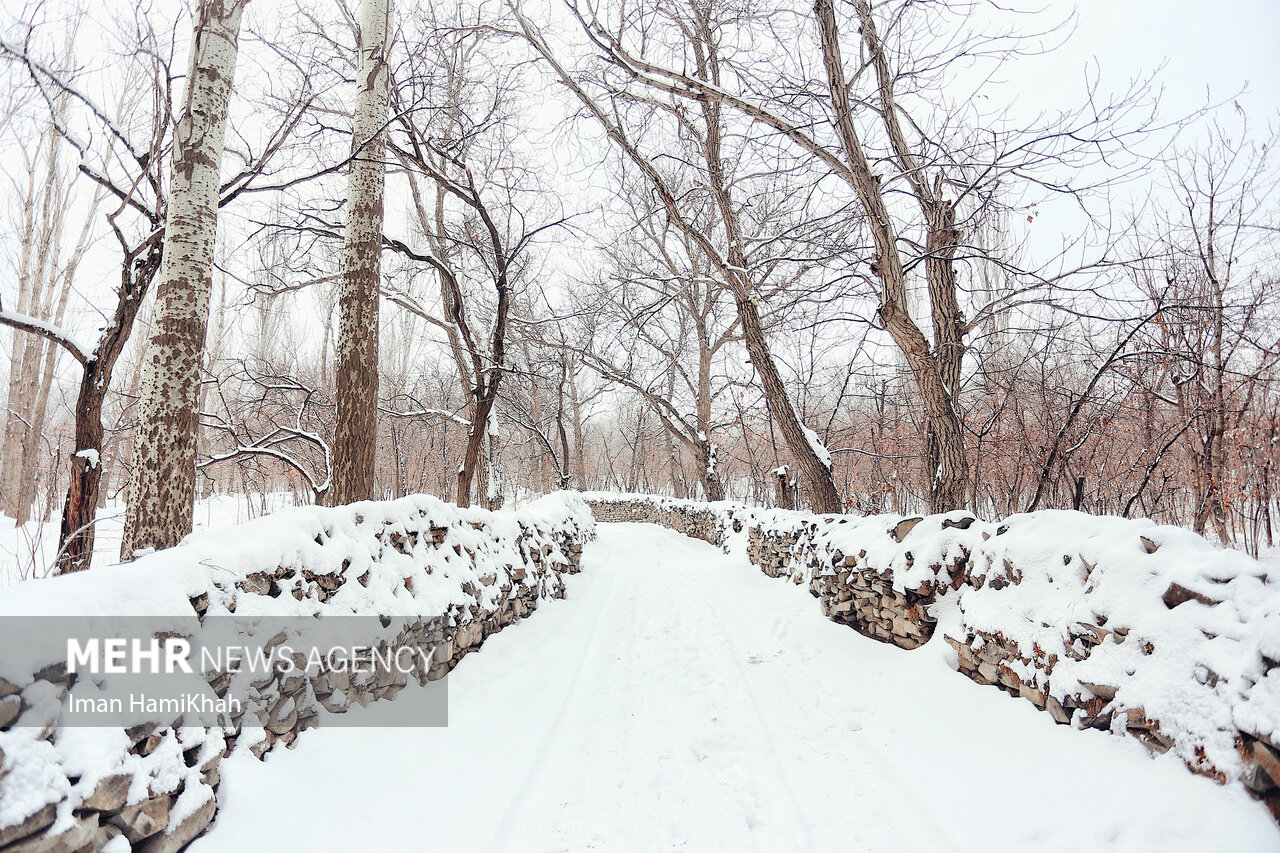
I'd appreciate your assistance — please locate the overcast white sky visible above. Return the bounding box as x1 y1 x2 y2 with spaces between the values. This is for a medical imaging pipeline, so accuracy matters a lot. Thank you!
1036 0 1278 119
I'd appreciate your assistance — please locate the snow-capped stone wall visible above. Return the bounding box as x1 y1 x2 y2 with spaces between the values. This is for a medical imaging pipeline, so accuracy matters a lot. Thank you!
583 492 1280 822
0 493 595 852
584 493 954 649
585 496 720 544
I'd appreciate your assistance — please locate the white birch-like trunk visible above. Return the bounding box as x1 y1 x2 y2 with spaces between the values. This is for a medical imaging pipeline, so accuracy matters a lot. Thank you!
330 0 392 506
0 319 35 522
1 102 84 524
0 127 49 520
121 0 247 557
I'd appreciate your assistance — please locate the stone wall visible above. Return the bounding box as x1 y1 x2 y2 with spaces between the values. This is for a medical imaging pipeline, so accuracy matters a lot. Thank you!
585 496 720 544
583 492 1280 822
0 493 594 852
584 493 961 650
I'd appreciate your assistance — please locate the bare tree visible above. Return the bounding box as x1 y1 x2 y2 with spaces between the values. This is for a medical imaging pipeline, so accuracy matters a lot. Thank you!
0 8 172 571
512 1 846 511
199 362 335 503
0 0 317 570
382 134 518 508
566 189 741 500
0 79 101 525
555 0 1170 513
1132 120 1279 542
383 12 563 507
330 0 393 506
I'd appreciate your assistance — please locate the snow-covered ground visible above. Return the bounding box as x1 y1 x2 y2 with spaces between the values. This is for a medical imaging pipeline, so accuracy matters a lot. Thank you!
191 523 1278 852
0 493 303 586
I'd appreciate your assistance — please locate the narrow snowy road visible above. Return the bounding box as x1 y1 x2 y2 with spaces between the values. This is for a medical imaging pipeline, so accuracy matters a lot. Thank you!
193 523 1277 852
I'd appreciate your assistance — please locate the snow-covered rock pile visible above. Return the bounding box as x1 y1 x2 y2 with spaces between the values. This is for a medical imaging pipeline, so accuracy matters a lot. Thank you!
947 510 1280 819
720 504 980 650
582 492 1280 821
0 492 594 852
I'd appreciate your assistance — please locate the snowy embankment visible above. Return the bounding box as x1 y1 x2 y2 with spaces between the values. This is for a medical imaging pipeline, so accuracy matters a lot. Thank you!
0 493 593 852
0 493 306 587
583 492 1280 824
193 523 1278 852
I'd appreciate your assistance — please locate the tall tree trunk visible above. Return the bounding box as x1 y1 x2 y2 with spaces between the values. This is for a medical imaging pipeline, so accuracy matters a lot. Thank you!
1207 283 1231 542
60 380 107 571
697 437 724 502
474 421 490 507
487 432 504 508
1 124 52 521
121 0 247 557
688 22 840 513
663 423 684 498
557 410 572 490
14 130 71 522
3 335 42 524
23 178 97 525
816 0 968 513
660 368 682 497
390 421 404 497
568 363 586 488
330 0 392 506
736 293 842 512
21 275 72 523
453 210 511 507
701 111 839 510
319 282 338 389
923 196 968 512
458 392 500 506
693 324 724 501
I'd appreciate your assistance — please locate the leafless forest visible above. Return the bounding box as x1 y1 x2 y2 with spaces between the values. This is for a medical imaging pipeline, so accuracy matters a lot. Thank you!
0 0 1276 572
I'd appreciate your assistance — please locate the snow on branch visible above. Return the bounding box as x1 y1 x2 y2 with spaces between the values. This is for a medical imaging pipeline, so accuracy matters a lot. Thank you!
378 405 471 428
801 424 833 470
199 423 332 498
0 309 90 364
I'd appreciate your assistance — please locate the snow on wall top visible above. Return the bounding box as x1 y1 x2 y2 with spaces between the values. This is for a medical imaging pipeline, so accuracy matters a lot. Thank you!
956 509 1280 779
0 491 595 684
582 491 985 591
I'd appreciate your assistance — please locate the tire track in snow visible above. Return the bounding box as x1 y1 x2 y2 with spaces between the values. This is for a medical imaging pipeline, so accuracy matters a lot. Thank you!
679 551 965 852
657 537 819 853
482 529 631 852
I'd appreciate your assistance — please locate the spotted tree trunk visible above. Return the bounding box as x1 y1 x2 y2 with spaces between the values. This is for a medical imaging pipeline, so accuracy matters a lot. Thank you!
121 0 247 557
330 0 392 506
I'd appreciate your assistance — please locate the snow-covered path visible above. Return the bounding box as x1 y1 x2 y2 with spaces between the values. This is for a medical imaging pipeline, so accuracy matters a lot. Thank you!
192 523 1277 852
